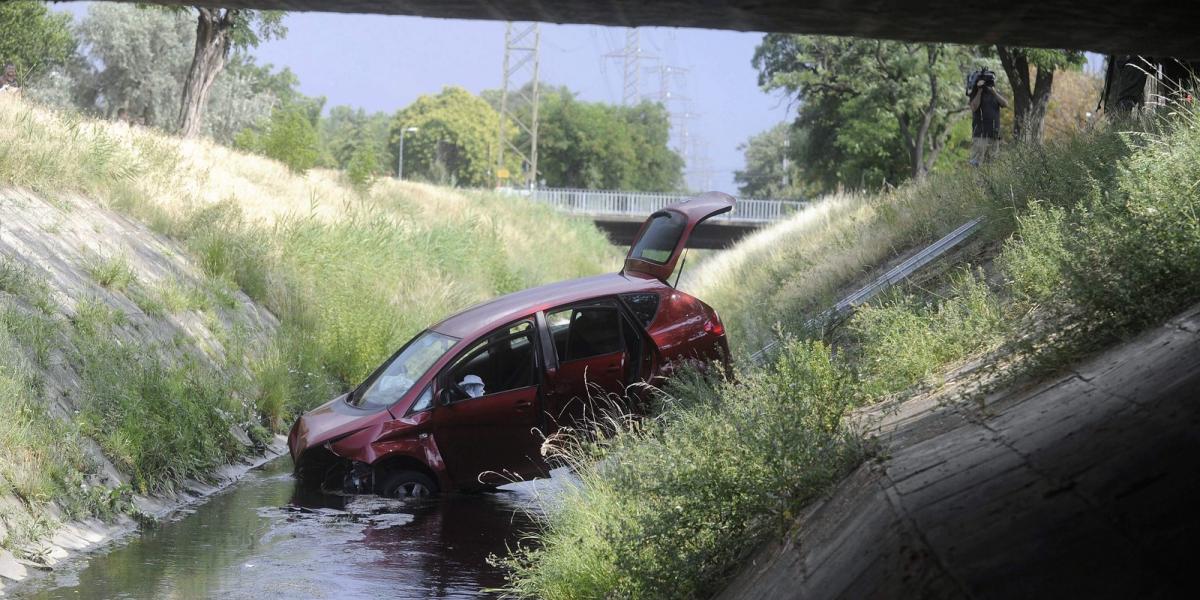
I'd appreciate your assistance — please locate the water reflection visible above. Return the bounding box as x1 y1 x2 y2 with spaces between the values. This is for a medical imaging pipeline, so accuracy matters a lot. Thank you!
21 458 541 599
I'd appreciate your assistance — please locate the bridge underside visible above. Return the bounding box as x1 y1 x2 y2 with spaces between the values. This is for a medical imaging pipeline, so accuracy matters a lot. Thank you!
595 218 759 250
104 1 1200 57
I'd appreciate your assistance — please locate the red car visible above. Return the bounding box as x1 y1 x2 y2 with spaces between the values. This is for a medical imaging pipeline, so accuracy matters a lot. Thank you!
288 192 733 497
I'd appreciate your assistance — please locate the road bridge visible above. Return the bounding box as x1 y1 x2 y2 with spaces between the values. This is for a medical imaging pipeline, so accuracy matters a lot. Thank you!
92 1 1200 57
511 188 805 248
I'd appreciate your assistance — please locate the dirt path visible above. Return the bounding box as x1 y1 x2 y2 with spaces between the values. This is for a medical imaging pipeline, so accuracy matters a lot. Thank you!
718 304 1200 599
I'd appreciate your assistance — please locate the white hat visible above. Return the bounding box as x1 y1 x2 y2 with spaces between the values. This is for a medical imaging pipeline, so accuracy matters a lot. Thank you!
460 374 485 397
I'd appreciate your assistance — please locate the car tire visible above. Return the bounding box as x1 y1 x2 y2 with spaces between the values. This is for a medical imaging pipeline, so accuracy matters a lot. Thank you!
377 470 438 498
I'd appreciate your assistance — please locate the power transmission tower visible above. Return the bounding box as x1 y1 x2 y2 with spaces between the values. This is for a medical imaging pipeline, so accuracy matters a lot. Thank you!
655 65 695 158
497 22 541 188
687 138 717 192
606 28 656 105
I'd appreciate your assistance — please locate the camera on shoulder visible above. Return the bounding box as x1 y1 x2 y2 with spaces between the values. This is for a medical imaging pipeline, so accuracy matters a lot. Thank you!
966 67 996 96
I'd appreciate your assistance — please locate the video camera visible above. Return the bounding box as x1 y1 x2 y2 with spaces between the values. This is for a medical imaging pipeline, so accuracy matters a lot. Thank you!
966 68 996 96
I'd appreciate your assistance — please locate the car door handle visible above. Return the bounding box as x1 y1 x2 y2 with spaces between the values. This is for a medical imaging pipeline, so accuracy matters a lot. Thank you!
515 400 533 411
605 364 621 373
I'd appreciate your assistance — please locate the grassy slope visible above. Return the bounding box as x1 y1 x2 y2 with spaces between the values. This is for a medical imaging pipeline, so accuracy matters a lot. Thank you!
503 107 1200 598
0 96 620 556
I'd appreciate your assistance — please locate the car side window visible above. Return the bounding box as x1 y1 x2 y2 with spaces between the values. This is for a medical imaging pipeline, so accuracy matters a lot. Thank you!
546 305 622 362
445 321 536 400
620 293 660 327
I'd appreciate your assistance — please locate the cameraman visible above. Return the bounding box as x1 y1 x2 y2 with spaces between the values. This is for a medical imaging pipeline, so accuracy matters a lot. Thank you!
968 71 1008 166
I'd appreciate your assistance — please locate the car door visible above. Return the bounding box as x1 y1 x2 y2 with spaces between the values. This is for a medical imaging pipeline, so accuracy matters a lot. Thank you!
622 192 735 282
542 302 635 427
430 320 545 488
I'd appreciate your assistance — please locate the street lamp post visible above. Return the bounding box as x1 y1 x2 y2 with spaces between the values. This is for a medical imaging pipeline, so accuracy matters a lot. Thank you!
398 126 419 180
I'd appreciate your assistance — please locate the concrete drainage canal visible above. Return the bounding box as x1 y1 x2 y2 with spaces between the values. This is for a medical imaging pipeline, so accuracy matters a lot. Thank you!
14 458 557 599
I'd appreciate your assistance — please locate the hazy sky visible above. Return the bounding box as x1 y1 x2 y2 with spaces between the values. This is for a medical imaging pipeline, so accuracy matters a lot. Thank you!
53 3 789 193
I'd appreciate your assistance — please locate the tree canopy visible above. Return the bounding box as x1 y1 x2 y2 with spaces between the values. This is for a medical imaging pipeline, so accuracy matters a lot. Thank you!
44 3 304 144
754 35 976 191
993 46 1085 142
733 122 808 200
176 7 286 136
390 86 509 187
320 105 393 176
0 1 75 82
485 85 684 191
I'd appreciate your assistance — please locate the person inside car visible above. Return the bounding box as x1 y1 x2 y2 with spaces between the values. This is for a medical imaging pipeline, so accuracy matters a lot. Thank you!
459 374 485 398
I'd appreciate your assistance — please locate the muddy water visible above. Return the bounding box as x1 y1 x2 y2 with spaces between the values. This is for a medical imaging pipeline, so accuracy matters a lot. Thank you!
20 458 556 599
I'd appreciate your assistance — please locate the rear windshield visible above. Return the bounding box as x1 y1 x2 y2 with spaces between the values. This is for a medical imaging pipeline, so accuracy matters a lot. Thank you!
628 211 685 264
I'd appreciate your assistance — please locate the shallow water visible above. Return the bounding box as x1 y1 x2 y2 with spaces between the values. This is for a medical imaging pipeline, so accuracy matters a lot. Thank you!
19 458 555 599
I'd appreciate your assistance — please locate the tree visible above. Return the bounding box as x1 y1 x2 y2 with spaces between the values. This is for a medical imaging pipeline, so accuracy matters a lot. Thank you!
994 46 1085 143
0 1 75 83
734 122 808 200
320 105 393 175
178 7 285 137
390 86 509 187
235 101 321 172
755 35 976 184
63 3 298 143
620 100 685 192
487 85 684 191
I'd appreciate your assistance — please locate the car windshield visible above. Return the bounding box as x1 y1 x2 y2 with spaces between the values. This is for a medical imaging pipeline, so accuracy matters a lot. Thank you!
349 331 458 409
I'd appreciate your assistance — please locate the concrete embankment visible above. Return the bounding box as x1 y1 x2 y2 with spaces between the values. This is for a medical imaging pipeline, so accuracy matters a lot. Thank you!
719 303 1200 599
0 188 280 593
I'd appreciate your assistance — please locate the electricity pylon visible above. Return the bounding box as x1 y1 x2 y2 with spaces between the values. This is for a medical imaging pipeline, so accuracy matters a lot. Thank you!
497 22 540 188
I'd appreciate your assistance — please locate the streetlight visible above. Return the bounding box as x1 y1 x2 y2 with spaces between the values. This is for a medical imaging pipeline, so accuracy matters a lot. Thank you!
398 127 419 180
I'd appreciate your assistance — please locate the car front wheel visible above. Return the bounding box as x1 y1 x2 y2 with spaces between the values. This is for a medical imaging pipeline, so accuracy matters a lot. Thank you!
377 470 438 498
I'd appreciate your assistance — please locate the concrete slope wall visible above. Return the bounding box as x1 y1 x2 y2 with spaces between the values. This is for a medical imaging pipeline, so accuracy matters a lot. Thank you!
0 188 280 587
718 304 1200 599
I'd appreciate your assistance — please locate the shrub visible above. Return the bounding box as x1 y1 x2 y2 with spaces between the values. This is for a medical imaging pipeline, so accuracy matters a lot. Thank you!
1058 124 1200 332
235 103 320 173
346 143 380 190
997 202 1070 304
849 269 1008 398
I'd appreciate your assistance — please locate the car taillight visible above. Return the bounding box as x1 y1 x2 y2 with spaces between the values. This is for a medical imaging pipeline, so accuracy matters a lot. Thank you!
704 318 725 337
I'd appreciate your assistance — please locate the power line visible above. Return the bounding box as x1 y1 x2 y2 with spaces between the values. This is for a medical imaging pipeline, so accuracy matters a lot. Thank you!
497 22 541 188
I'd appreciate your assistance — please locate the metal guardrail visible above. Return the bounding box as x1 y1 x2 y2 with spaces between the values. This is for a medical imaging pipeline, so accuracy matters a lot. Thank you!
750 216 986 364
508 187 806 224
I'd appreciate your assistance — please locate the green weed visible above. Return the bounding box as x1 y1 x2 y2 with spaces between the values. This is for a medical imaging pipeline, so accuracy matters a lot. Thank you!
0 257 55 314
85 253 136 291
849 269 1007 398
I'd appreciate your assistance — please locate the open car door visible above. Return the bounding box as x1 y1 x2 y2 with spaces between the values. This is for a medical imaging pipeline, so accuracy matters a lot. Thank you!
622 192 735 282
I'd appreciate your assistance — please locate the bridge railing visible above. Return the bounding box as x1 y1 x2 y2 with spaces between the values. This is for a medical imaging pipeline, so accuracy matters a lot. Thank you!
504 187 806 223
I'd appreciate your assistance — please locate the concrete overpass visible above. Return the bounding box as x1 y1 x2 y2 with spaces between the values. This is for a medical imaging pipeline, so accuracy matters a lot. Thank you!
511 188 805 249
93 1 1200 57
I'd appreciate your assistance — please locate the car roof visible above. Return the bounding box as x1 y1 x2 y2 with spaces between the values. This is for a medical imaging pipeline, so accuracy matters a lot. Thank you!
430 272 665 339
